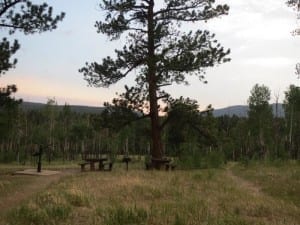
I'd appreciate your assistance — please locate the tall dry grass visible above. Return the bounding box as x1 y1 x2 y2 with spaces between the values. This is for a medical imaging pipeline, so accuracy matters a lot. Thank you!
1 162 300 225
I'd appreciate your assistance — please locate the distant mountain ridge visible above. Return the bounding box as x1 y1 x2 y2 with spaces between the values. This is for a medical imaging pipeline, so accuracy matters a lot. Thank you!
21 102 104 114
212 104 284 117
20 101 284 117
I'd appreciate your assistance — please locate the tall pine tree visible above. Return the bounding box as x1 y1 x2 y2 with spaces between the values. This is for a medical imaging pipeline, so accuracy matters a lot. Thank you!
80 0 230 165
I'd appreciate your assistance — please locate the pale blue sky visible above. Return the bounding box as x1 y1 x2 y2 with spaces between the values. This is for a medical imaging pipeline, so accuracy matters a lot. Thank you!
1 0 299 109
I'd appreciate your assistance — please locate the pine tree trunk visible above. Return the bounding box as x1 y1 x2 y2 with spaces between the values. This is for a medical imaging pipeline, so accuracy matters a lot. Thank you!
147 0 163 163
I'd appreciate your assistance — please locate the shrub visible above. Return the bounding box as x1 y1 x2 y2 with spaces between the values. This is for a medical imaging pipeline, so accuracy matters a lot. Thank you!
178 149 225 169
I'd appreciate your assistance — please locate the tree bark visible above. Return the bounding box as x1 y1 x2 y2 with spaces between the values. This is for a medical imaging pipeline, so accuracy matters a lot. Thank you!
147 0 163 164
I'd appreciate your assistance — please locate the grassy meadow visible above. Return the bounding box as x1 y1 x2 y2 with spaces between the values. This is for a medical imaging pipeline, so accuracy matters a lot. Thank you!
0 161 299 225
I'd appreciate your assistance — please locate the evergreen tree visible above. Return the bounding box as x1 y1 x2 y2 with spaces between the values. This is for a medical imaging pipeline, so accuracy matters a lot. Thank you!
284 85 300 159
80 0 230 163
216 115 240 160
0 85 21 141
247 84 273 158
0 0 65 74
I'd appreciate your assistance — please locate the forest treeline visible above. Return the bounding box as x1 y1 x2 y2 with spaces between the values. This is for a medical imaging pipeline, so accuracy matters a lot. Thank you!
0 83 299 167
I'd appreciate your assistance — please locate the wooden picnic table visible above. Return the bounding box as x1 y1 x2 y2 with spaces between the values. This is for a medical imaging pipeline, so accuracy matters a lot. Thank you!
79 152 112 171
79 159 99 171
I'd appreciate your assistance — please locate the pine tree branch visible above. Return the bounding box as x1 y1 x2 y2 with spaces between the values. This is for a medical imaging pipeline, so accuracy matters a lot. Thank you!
156 94 169 100
0 0 22 17
0 23 25 30
127 27 147 33
154 2 203 17
157 83 172 88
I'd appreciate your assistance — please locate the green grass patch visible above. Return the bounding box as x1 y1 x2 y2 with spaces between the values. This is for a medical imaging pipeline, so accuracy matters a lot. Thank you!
7 191 71 225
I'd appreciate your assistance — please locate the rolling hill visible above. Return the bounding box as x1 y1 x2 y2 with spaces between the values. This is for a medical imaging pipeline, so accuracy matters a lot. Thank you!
212 104 284 117
21 102 104 114
20 101 284 117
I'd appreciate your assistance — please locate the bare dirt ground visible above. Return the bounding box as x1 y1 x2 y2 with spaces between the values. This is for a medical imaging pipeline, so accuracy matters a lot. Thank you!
0 168 78 216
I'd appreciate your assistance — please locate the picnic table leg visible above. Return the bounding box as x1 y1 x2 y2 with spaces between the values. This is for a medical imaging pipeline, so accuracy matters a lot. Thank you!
99 161 104 171
80 164 85 172
165 164 169 171
90 162 95 171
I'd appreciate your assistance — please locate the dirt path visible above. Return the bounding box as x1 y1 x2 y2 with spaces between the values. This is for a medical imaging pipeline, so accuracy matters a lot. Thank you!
225 164 262 197
0 169 78 216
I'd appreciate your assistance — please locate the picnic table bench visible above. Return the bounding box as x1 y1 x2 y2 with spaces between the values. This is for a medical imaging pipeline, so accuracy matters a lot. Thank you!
146 157 176 170
99 159 113 171
78 162 90 172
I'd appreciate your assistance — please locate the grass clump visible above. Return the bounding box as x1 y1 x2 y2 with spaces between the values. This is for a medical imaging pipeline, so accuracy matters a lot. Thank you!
7 202 71 225
213 214 249 225
101 205 148 225
64 186 91 207
8 204 47 225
